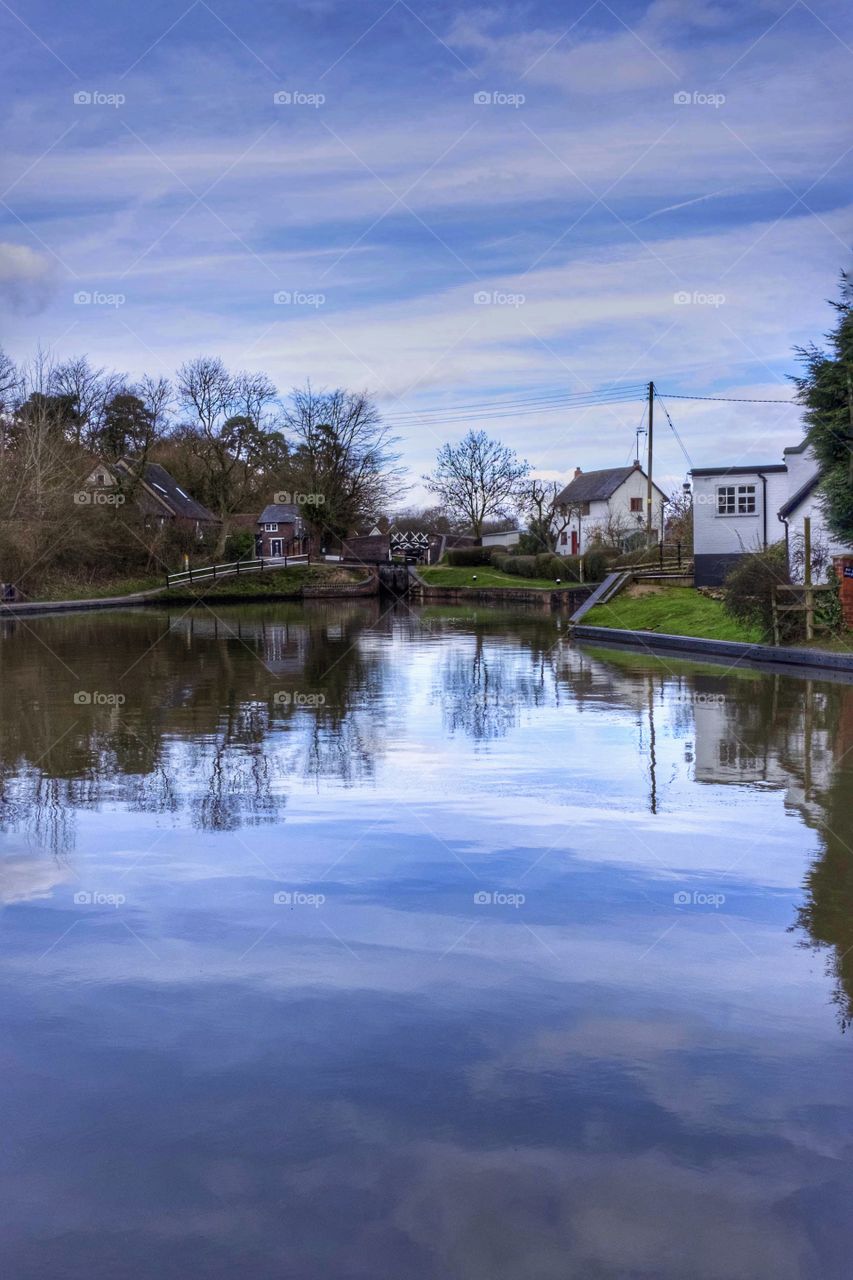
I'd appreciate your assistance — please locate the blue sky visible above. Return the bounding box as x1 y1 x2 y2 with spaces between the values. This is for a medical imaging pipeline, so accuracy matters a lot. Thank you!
1 0 851 497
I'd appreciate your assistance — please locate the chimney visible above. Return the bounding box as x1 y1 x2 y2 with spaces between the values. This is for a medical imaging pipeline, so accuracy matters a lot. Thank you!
573 467 582 479
633 459 641 469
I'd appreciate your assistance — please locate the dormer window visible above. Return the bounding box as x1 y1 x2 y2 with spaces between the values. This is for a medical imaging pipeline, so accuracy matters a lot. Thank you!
264 522 278 532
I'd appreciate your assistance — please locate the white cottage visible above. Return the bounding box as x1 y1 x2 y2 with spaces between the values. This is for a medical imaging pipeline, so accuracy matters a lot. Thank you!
690 439 852 586
553 462 667 555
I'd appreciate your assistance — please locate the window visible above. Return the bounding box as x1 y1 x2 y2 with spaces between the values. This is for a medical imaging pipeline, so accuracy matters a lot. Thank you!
559 530 567 545
630 497 643 513
716 484 757 516
580 502 590 516
264 522 278 532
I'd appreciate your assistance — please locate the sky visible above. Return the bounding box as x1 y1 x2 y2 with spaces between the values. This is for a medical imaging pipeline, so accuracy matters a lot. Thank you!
1 0 851 501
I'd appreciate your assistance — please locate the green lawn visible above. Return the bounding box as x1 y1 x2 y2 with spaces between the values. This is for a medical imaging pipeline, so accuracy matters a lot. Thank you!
29 565 363 603
166 565 364 600
34 575 165 601
582 586 762 643
418 565 574 591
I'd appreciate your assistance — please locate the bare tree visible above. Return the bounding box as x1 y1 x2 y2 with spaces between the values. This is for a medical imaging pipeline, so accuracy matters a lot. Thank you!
50 355 124 446
424 429 529 538
176 358 284 549
521 479 581 552
284 386 405 546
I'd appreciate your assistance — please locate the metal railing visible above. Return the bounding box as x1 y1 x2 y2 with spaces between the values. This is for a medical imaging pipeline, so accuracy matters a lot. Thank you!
165 553 308 587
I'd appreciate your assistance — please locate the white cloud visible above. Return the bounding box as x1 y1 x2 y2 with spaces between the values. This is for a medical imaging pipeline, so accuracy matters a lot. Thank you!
0 242 58 314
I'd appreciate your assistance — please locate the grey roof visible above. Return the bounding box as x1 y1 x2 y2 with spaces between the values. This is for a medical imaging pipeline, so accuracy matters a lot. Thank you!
783 439 810 456
116 459 218 522
690 464 787 476
556 466 661 506
258 503 302 524
779 471 821 519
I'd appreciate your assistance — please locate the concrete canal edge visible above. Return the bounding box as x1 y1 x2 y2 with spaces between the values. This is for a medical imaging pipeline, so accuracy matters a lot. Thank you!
572 623 853 676
406 566 594 611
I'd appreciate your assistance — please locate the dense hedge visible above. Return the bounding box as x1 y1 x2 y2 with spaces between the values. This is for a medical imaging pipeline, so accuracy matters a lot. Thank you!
445 546 492 566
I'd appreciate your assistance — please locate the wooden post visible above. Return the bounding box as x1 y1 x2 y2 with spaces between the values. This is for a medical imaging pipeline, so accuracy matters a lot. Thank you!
803 516 814 641
772 584 780 646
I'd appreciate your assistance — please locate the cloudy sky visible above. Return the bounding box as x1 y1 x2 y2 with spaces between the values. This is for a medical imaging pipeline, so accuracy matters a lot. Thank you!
1 0 851 496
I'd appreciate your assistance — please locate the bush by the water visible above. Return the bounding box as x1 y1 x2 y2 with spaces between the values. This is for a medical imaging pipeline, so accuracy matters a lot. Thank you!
445 546 492 566
722 542 792 641
583 549 609 582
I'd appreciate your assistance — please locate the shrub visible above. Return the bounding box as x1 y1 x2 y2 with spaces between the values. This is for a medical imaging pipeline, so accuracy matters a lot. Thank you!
722 542 793 642
499 555 535 578
516 529 551 555
583 549 609 582
489 549 510 571
445 546 491 566
224 528 256 561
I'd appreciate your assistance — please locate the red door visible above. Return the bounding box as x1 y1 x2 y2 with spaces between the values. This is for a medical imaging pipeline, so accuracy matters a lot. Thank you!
571 530 579 555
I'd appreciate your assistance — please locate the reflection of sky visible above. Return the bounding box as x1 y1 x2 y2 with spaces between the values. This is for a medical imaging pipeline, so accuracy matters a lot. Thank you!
1 610 852 1278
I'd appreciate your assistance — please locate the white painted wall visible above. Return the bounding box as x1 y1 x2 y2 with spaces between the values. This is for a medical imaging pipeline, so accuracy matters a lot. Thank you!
692 469 788 556
481 529 520 547
555 469 667 554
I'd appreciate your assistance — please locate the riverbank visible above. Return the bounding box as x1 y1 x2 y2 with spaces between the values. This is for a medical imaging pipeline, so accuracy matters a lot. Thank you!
412 564 594 611
582 584 761 642
0 565 375 617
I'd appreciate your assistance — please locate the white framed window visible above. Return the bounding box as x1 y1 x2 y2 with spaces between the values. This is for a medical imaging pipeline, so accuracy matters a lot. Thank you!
716 484 756 516
264 522 278 531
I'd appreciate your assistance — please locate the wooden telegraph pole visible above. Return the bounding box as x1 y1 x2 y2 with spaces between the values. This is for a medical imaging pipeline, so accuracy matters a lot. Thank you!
646 380 654 542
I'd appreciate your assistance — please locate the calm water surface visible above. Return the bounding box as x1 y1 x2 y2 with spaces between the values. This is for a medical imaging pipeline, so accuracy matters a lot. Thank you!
2 600 853 1279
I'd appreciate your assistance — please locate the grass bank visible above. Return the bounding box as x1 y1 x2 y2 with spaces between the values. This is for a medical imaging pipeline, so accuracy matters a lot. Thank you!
419 565 577 591
582 585 762 643
27 565 364 604
165 565 365 601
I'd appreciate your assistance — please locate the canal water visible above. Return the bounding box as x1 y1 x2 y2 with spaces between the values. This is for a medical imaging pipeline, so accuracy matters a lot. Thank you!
1 600 852 1278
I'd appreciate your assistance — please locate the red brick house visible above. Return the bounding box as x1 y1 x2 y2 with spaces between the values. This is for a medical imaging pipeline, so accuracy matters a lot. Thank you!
256 503 310 558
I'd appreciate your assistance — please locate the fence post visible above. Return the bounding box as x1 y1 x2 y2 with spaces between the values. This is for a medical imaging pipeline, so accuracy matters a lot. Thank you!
189 566 193 584
803 516 814 642
659 541 663 569
213 563 217 580
772 584 780 646
677 542 681 570
237 559 240 575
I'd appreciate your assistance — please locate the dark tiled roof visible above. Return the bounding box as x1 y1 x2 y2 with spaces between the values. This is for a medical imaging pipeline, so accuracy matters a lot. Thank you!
556 466 658 506
690 464 787 476
258 503 302 524
779 471 820 519
116 460 218 522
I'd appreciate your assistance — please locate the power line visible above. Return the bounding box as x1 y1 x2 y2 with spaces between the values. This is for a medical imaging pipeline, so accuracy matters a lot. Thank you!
387 384 648 422
654 391 693 470
656 392 797 404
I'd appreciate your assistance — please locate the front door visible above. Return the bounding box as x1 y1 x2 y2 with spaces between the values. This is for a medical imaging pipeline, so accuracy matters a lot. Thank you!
571 530 579 555
270 538 283 557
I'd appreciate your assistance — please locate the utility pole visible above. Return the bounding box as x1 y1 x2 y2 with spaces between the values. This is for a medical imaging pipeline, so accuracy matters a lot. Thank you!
646 380 654 542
